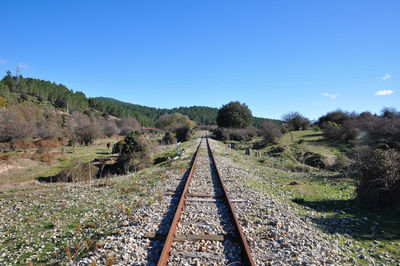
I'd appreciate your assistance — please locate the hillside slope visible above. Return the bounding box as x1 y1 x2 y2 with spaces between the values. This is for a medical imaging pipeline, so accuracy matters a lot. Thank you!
0 72 279 127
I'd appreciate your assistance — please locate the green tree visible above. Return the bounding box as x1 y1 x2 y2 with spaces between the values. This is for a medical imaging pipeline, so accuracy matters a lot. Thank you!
155 113 196 132
0 83 10 99
216 101 253 128
3 71 16 92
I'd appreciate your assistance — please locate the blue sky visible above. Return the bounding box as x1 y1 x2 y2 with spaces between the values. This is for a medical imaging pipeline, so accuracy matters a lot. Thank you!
0 0 399 120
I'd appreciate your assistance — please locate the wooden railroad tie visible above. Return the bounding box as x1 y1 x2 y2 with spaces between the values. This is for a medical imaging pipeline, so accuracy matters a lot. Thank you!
144 232 238 242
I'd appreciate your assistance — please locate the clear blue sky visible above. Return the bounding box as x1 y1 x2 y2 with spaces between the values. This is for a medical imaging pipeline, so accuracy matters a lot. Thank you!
1 0 399 120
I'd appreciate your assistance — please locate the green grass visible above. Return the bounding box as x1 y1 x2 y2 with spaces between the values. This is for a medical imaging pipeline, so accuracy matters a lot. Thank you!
0 137 123 187
211 133 400 265
279 129 324 145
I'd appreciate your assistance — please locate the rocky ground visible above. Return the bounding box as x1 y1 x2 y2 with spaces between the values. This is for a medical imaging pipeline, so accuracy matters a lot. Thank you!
77 137 351 265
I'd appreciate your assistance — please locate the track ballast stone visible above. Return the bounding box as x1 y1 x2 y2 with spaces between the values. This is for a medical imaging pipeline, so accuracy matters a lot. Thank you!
77 137 349 265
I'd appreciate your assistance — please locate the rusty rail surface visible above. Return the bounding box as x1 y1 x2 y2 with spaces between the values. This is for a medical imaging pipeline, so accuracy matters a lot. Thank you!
206 136 256 266
157 135 255 266
157 136 203 266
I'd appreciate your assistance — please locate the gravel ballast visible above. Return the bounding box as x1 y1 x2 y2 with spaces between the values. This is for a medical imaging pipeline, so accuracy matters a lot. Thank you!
77 137 350 265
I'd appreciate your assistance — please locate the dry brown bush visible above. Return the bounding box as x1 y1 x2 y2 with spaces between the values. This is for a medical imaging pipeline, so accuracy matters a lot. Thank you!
10 139 35 150
355 145 400 209
40 152 55 165
0 154 12 161
34 139 62 148
0 143 11 153
116 117 141 136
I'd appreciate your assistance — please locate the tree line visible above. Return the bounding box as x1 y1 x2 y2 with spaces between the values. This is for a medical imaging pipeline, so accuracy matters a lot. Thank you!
0 72 277 128
0 71 88 111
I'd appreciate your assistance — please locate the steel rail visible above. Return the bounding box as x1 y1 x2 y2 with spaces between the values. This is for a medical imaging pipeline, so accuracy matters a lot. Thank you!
157 136 203 266
157 134 255 266
206 135 256 266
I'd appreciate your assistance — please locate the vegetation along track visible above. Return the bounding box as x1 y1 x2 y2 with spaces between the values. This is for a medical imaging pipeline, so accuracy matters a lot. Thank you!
157 135 255 265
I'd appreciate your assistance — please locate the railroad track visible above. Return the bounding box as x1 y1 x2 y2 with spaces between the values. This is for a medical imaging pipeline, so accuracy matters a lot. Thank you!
156 135 255 265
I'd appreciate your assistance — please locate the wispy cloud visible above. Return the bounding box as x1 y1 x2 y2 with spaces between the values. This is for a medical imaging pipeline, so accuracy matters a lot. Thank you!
381 74 391 81
375 89 393 96
0 58 6 64
322 92 337 99
18 62 29 69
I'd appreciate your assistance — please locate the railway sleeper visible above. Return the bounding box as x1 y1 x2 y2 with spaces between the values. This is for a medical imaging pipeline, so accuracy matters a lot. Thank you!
144 232 239 242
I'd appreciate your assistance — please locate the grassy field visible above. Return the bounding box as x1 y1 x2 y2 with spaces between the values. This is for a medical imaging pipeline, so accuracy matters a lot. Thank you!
0 137 123 187
218 130 400 264
0 134 194 264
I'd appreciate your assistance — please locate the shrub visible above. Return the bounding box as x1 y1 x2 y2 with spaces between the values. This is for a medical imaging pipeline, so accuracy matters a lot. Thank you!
40 152 56 165
364 116 400 151
155 113 195 132
0 110 34 142
66 111 100 145
10 138 35 150
212 127 256 142
36 146 51 155
355 145 400 209
0 154 12 161
316 110 350 128
216 101 253 128
34 139 62 148
323 121 358 142
381 107 399 119
161 132 176 145
36 120 62 140
228 128 252 141
0 143 11 153
175 126 191 142
212 127 230 141
117 131 154 174
282 112 310 131
116 117 141 136
258 122 282 147
77 125 98 145
102 120 118 137
112 140 125 154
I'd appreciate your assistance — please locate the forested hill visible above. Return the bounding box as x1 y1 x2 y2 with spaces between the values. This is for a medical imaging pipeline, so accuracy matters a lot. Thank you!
89 97 219 127
91 97 281 127
0 72 279 127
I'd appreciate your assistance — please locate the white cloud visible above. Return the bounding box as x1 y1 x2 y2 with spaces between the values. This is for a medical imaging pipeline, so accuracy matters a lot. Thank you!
374 89 393 96
381 74 391 81
0 58 6 64
322 92 337 99
17 62 29 69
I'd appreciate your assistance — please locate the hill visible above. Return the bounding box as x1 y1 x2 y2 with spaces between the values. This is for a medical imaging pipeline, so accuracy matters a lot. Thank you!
91 97 281 127
0 72 279 127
